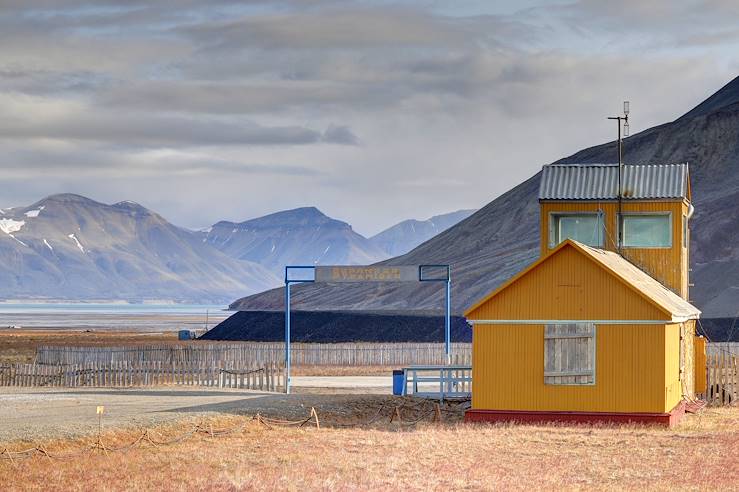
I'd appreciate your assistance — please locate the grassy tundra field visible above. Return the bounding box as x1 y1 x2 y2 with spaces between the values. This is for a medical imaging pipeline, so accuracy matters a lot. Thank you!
1 329 737 490
1 408 737 491
0 329 179 364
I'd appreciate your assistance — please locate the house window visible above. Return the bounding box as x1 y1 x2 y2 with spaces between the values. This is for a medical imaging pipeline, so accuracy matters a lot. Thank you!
549 213 603 248
621 213 671 248
544 323 596 385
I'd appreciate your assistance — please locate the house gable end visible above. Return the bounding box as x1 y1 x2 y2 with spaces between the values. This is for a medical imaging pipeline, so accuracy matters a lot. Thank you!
465 241 672 321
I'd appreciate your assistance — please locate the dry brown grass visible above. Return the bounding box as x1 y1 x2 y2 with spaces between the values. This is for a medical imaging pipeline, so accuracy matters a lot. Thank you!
1 407 737 491
0 330 179 364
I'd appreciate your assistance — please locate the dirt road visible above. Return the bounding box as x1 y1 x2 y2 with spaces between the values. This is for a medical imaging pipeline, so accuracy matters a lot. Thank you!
0 387 270 442
0 377 396 442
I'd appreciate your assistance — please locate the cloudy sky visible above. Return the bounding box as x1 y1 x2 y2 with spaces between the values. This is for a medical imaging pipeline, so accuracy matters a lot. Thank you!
1 1 738 235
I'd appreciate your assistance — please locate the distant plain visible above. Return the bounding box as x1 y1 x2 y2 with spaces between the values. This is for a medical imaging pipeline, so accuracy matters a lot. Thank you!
0 304 229 364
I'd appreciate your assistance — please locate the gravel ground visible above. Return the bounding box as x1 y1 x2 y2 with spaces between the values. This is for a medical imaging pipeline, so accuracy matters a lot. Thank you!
0 380 401 443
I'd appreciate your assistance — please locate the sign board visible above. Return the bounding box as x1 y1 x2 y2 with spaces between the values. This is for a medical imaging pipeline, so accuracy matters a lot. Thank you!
314 265 418 283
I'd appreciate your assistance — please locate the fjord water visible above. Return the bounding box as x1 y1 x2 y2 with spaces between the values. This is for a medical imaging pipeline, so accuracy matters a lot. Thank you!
0 303 229 331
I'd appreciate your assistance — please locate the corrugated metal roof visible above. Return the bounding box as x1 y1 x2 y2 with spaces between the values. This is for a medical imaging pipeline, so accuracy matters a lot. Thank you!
539 163 690 201
576 241 700 321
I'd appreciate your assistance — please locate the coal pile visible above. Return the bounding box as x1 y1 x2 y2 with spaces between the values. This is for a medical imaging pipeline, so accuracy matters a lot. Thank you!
200 310 472 343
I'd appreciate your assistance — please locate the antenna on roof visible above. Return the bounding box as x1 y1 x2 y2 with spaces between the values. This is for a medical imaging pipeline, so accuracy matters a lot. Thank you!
623 101 630 136
607 101 630 253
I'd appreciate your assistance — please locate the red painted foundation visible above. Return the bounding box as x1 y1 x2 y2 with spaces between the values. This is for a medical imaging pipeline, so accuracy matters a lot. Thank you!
465 401 686 427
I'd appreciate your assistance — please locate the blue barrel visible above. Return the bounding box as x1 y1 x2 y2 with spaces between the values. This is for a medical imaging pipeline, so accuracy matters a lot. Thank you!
392 369 405 395
178 330 192 341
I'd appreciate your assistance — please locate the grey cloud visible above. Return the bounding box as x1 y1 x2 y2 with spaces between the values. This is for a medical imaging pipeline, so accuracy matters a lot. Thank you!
0 68 110 95
0 144 322 178
322 125 360 145
95 80 366 114
180 8 469 51
92 54 502 117
125 153 325 177
0 3 539 119
678 28 739 47
0 110 358 147
0 1 736 234
540 0 739 50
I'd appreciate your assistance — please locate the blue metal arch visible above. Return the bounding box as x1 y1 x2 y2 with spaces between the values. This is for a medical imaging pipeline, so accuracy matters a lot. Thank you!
283 264 451 394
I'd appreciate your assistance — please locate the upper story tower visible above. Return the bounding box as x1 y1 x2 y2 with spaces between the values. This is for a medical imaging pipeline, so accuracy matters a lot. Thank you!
538 163 693 299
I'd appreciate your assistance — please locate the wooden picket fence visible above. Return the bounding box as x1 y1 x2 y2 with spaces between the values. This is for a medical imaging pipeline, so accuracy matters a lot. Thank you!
35 342 473 367
699 352 737 406
34 341 735 367
0 361 284 391
706 342 739 356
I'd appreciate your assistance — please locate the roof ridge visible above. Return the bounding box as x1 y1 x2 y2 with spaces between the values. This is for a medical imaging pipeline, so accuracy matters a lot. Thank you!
569 240 699 320
545 162 687 167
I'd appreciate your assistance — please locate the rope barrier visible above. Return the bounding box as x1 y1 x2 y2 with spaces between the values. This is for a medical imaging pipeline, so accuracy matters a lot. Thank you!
219 368 265 376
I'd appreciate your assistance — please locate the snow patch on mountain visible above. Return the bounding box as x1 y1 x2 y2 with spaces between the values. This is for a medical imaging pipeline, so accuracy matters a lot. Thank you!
67 233 85 253
10 235 27 247
0 219 25 235
24 206 45 218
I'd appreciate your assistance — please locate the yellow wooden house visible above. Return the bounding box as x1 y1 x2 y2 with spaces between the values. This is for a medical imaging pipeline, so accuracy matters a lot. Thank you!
465 163 704 425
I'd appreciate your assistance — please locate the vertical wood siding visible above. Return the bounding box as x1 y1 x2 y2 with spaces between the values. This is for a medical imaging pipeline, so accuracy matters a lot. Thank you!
694 336 707 394
466 246 669 321
539 200 689 298
680 321 696 399
467 243 690 414
472 323 669 413
664 323 682 411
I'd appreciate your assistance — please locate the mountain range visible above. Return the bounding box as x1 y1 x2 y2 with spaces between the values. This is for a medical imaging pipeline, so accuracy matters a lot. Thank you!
369 209 475 257
203 207 386 278
232 75 739 319
0 194 277 303
6 75 739 317
203 207 476 278
0 196 472 303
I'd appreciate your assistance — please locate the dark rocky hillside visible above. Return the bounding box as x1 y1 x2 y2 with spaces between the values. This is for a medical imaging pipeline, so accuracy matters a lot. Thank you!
232 76 739 326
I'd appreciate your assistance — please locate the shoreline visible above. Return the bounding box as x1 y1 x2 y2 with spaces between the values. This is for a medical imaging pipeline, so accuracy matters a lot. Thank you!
0 312 230 331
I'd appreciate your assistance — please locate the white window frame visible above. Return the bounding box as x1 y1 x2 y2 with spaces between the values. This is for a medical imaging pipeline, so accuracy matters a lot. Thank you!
618 212 673 249
548 212 604 249
544 323 596 386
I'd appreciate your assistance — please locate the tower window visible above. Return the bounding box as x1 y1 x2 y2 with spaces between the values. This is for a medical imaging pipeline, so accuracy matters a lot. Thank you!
549 213 604 248
621 213 671 248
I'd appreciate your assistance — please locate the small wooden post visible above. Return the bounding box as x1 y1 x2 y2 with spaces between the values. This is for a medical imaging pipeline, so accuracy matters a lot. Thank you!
310 407 320 429
434 403 442 423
